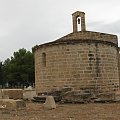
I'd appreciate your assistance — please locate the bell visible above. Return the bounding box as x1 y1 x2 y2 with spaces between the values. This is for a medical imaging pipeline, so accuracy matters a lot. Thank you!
78 18 80 24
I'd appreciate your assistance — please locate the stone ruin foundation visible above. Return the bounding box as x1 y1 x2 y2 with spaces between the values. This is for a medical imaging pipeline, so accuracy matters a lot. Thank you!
0 89 26 110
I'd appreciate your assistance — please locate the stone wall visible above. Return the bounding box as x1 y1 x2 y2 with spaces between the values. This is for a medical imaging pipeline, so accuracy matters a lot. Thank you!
34 36 119 94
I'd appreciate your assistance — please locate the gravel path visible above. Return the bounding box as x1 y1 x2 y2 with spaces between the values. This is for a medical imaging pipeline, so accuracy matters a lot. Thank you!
0 102 120 120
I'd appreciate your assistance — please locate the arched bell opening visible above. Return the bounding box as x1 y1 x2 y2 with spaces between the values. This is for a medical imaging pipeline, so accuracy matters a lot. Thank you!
77 17 81 31
72 11 86 32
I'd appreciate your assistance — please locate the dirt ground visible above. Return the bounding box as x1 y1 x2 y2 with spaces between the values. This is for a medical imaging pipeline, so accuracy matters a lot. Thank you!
0 102 120 120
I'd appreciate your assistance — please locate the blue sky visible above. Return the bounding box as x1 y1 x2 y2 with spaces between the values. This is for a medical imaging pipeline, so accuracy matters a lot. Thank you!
0 0 120 61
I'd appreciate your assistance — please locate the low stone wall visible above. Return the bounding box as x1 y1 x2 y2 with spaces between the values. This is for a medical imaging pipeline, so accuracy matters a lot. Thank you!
0 89 23 99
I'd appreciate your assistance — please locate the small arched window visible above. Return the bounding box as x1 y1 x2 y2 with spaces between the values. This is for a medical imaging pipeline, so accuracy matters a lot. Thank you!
42 53 46 67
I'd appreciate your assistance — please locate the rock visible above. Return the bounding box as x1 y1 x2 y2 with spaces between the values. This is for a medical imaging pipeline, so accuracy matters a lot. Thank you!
23 90 37 100
62 90 93 103
44 96 56 110
0 99 26 110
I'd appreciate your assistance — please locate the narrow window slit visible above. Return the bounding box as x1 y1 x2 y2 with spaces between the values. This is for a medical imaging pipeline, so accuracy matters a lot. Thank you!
42 53 46 67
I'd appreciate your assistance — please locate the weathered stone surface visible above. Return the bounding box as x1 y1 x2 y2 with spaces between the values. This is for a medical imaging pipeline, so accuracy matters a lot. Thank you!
23 90 37 100
0 99 26 110
1 89 23 99
44 96 56 110
62 90 93 103
0 90 3 99
2 95 9 99
114 90 120 101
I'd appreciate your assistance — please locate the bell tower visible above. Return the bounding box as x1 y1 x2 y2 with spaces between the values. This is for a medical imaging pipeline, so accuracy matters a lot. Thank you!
72 11 86 32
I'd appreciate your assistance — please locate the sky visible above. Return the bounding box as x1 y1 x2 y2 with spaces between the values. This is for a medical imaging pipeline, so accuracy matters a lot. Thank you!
0 0 120 61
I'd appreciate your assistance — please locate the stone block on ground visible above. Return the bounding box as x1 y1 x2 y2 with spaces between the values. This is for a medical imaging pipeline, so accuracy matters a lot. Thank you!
23 90 37 100
62 90 93 103
0 90 2 99
0 90 3 99
44 96 56 110
115 91 120 102
2 89 23 99
0 99 26 110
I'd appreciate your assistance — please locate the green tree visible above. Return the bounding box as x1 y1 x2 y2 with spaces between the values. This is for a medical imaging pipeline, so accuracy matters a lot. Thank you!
2 48 35 87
